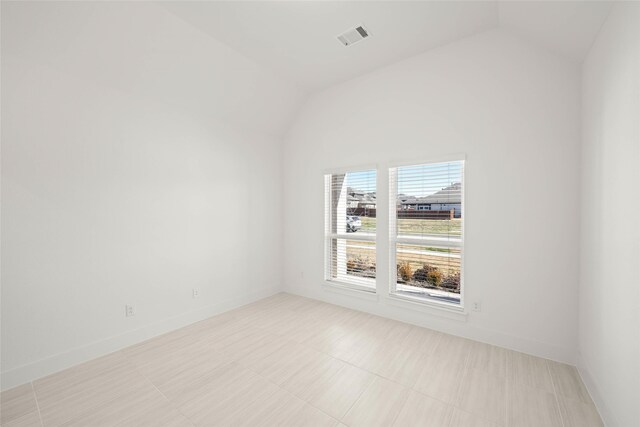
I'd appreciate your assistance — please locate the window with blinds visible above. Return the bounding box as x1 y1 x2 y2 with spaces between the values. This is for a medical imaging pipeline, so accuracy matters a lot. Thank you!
389 160 464 306
325 169 377 290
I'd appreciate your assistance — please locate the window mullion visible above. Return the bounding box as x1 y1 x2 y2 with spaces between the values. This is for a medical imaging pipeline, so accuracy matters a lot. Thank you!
330 233 376 242
395 236 461 248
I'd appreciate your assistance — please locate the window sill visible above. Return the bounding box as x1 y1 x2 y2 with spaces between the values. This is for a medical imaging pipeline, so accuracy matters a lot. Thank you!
322 280 379 301
386 293 468 322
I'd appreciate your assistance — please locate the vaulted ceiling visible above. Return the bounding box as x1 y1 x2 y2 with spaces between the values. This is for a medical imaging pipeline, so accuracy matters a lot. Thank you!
162 1 613 92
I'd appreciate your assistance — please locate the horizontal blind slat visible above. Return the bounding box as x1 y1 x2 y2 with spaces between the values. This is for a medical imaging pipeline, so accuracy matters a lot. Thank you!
390 160 464 303
325 169 377 288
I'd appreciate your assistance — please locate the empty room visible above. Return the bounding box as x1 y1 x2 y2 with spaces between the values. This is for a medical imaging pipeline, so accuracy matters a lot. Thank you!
1 1 638 426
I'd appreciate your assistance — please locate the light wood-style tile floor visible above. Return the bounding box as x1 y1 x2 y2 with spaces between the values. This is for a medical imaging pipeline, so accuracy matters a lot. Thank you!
1 293 604 427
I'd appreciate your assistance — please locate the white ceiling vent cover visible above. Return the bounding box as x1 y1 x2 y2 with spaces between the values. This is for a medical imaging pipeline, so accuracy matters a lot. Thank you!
337 25 370 46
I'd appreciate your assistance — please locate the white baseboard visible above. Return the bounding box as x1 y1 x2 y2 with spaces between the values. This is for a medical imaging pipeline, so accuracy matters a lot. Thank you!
285 285 575 364
577 354 616 427
0 287 282 391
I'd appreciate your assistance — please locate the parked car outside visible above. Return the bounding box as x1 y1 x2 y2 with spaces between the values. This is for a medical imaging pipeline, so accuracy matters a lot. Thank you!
346 215 361 232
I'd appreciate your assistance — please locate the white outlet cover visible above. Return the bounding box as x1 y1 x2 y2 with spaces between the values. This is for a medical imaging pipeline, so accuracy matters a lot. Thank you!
125 305 136 317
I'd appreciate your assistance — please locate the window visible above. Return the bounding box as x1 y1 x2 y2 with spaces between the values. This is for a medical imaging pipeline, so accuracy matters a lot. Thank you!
389 161 464 306
325 169 377 290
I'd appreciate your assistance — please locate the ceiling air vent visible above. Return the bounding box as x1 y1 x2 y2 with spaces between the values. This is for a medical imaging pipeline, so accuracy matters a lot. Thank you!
337 25 370 47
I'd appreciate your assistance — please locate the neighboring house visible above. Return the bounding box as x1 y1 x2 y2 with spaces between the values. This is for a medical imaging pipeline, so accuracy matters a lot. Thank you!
346 183 461 217
347 195 360 208
358 193 377 209
398 183 462 217
347 188 377 209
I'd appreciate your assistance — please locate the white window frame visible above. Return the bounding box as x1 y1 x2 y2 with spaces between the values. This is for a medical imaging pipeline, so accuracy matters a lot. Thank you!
388 158 465 310
324 166 378 293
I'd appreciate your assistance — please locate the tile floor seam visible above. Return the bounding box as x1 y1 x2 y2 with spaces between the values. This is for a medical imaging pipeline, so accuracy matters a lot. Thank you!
235 358 343 426
386 388 411 427
504 361 509 427
32 377 138 427
119 350 198 427
547 360 567 427
294 329 464 409
446 345 507 427
136 322 319 423
505 352 515 427
334 369 375 424
29 382 45 427
308 342 450 406
447 406 456 427
441 404 455 427
446 404 455 427
450 344 472 411
2 295 603 427
220 335 300 366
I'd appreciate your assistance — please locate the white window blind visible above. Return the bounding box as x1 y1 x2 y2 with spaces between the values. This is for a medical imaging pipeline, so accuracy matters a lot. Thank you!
389 161 464 306
324 169 377 290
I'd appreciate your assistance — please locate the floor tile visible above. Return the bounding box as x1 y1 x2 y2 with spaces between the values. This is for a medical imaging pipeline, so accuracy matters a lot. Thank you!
346 320 413 373
342 376 409 427
290 313 348 345
507 351 554 393
558 396 603 427
455 368 506 425
33 352 128 401
275 400 339 427
208 324 267 352
176 367 281 425
131 340 231 391
1 410 42 427
116 406 193 427
413 353 466 404
449 408 500 427
123 330 203 366
4 294 601 427
166 362 252 408
279 353 344 398
507 382 562 427
224 386 305 427
434 334 473 363
233 333 292 367
302 362 375 420
58 385 188 427
466 342 507 378
375 327 442 387
547 361 592 403
303 312 373 359
1 384 38 425
243 341 331 390
34 353 150 426
393 390 452 427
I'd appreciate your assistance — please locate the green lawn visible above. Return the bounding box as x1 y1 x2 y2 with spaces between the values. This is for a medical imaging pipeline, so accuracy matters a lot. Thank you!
343 217 462 288
360 217 462 236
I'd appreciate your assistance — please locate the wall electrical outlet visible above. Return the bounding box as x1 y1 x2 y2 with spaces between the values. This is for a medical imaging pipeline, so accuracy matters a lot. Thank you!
192 288 200 298
125 305 136 317
472 302 482 312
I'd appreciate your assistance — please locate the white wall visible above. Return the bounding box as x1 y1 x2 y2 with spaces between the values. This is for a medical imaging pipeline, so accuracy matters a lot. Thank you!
1 2 300 389
283 29 581 363
579 4 640 426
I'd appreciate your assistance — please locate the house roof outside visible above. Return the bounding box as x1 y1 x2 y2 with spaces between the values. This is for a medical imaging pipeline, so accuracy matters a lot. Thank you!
399 183 462 205
347 183 462 205
348 187 377 205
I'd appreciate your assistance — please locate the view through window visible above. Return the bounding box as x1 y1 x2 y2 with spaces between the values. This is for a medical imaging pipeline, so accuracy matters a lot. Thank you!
324 169 377 289
390 161 464 305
